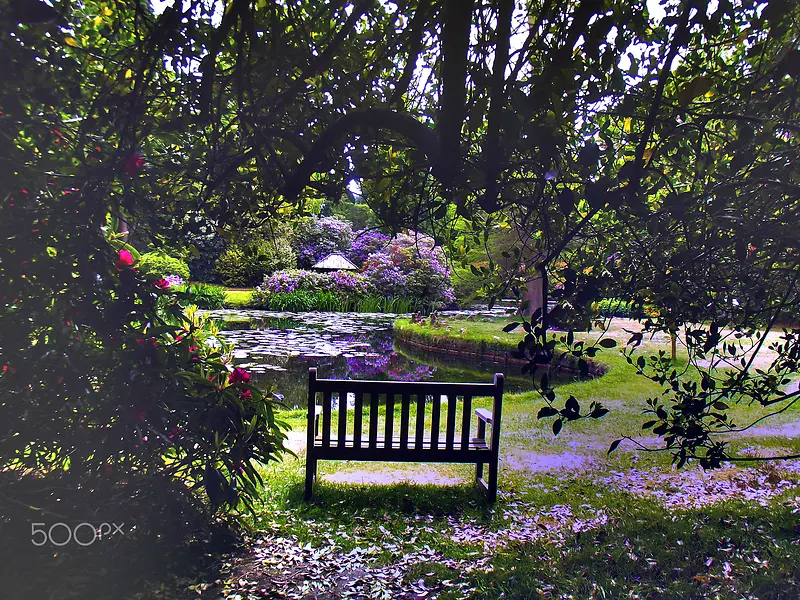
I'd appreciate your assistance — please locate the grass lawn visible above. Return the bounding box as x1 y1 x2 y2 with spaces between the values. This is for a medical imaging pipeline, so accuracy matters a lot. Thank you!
224 288 253 307
163 316 800 599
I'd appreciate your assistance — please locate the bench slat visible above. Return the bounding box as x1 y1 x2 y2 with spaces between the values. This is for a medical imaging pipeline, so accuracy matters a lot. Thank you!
353 392 363 448
321 390 332 447
430 394 441 450
445 394 457 450
369 392 379 449
384 392 395 449
460 395 473 450
337 391 347 447
314 378 496 396
414 392 426 449
315 435 489 452
399 392 410 449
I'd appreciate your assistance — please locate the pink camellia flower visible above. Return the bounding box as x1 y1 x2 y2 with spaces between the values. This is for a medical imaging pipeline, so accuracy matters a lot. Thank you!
153 278 170 290
123 152 145 177
228 367 251 384
115 249 134 270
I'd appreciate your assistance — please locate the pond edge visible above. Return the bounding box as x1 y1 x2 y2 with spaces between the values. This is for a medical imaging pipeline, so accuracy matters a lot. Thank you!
394 323 607 378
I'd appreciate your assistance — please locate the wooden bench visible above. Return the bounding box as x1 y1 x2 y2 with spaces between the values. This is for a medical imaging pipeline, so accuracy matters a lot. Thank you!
304 367 504 501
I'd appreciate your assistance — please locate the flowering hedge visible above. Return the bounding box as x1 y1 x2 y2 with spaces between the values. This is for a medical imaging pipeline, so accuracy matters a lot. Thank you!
252 269 371 303
252 231 455 310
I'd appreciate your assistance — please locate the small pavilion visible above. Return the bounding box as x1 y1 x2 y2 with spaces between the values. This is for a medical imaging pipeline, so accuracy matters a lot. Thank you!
311 253 358 272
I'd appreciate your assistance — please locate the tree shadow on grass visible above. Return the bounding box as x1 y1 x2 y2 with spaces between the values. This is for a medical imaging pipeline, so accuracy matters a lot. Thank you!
0 471 236 600
286 478 495 519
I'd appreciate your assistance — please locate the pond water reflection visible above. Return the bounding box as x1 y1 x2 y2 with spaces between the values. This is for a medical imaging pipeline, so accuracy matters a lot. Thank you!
204 309 578 408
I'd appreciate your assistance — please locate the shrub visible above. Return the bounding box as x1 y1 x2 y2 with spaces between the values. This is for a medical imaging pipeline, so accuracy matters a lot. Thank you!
251 269 371 308
185 283 227 309
215 237 296 287
362 231 455 308
1 237 289 517
349 229 390 266
331 201 377 230
291 216 354 268
180 216 226 284
139 250 191 281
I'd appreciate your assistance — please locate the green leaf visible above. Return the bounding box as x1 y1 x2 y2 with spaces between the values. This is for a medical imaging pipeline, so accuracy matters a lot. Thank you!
537 406 558 419
608 439 622 454
678 76 712 106
502 322 520 333
552 418 563 436
598 338 617 348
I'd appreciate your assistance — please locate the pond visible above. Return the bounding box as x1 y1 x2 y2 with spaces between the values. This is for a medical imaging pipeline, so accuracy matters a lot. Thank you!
204 308 580 409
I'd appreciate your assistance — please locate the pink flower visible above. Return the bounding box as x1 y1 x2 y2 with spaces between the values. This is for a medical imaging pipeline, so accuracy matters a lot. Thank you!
123 152 145 177
153 278 170 290
115 249 134 269
240 389 252 401
228 367 251 384
188 345 198 352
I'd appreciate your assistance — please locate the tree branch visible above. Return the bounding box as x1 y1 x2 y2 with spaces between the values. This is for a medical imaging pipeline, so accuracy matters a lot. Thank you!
282 109 441 200
390 0 432 106
481 0 514 211
437 0 474 186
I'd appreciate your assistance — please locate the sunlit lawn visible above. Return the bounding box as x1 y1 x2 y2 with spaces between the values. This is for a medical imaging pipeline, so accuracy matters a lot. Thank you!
193 316 800 599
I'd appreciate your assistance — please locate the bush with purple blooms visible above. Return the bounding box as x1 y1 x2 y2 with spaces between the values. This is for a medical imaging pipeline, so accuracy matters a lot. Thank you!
349 230 390 267
291 216 354 268
251 269 372 308
362 231 455 306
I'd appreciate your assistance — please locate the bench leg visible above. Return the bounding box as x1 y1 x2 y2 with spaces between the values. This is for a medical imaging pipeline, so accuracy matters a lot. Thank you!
487 456 498 503
304 458 316 501
475 461 484 483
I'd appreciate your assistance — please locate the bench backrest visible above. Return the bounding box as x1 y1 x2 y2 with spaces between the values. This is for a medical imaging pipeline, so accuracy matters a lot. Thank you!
307 367 504 452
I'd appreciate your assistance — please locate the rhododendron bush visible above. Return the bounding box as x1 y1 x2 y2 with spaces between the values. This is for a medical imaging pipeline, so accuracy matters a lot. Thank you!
0 234 289 513
361 231 455 306
0 110 287 518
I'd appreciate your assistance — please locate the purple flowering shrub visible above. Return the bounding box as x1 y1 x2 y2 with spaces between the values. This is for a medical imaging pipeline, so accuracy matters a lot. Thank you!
362 231 455 307
349 230 390 267
291 216 354 268
251 269 371 306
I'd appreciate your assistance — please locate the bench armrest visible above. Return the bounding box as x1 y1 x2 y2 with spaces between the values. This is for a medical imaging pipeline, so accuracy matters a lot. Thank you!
475 408 493 425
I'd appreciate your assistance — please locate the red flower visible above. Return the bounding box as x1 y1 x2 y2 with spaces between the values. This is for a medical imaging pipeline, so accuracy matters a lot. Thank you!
115 249 134 269
153 278 170 290
188 345 198 352
123 152 145 177
240 389 252 401
228 367 251 384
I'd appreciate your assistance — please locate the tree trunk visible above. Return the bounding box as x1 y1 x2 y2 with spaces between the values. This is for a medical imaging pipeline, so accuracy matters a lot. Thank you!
520 256 546 318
